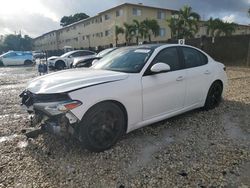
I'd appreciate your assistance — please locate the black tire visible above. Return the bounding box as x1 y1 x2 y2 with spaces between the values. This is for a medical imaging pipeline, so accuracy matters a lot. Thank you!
0 60 4 67
55 61 65 70
79 102 126 152
204 81 223 110
24 60 33 66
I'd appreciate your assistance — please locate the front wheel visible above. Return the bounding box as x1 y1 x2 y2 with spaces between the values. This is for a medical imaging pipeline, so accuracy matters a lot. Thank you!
55 61 65 70
204 81 223 110
79 102 126 152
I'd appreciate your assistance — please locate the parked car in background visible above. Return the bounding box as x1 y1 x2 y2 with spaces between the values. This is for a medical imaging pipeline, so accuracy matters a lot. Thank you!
0 51 34 66
48 50 96 70
72 48 117 68
20 44 227 152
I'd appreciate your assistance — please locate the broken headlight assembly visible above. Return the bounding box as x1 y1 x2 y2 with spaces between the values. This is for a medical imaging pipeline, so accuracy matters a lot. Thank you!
34 100 82 116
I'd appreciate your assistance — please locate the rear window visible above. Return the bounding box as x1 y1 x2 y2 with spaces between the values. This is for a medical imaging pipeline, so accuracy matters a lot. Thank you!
182 47 208 68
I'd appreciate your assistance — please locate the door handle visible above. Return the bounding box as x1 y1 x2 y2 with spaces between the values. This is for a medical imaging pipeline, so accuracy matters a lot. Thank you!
176 76 184 81
204 70 211 75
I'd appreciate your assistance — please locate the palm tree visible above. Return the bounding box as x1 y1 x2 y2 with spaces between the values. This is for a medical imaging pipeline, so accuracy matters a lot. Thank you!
178 5 200 39
141 19 160 42
115 25 124 46
123 23 135 45
132 19 144 45
205 18 236 37
166 17 179 39
219 22 237 36
205 18 222 37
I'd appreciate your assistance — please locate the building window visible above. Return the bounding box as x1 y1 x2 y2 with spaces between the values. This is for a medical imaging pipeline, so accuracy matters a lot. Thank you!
132 8 142 16
157 11 166 19
82 36 85 40
105 14 111 20
159 28 166 37
100 32 103 37
105 30 111 36
116 9 123 17
100 17 102 23
73 37 78 41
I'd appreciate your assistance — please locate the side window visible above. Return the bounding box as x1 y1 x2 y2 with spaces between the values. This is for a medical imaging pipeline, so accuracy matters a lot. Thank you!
83 51 95 56
152 47 180 71
3 52 16 58
70 52 81 57
182 47 208 68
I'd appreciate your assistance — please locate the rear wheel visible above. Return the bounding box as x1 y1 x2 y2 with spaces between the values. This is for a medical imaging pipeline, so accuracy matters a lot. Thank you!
79 102 126 152
204 81 223 110
55 61 65 70
24 60 33 66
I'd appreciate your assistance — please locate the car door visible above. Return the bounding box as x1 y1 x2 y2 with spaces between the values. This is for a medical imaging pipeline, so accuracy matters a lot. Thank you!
2 52 17 65
142 47 186 120
15 52 25 65
180 47 213 107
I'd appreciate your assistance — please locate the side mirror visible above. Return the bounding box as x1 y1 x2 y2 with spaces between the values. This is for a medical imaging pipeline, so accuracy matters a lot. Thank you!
150 63 170 73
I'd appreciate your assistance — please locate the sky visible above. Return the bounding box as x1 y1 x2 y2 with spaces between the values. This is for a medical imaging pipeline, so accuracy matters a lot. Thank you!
0 0 249 38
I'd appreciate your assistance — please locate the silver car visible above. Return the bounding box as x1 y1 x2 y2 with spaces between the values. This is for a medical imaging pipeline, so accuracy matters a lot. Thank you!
0 51 34 66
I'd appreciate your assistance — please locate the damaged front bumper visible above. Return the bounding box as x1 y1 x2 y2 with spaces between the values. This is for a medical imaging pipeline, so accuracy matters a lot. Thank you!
20 90 81 138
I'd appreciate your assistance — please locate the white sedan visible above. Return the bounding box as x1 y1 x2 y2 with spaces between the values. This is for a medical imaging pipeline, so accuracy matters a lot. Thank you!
48 50 96 69
20 44 227 152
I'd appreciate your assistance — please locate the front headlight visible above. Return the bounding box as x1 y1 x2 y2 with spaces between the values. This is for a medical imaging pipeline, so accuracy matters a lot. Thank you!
34 100 82 116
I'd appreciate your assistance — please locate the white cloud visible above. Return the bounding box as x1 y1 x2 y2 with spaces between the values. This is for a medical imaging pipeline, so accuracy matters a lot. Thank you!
222 14 236 23
0 0 249 37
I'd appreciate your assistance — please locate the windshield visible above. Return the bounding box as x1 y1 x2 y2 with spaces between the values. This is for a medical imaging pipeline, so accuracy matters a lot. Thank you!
60 51 74 58
92 47 153 73
96 48 116 58
0 51 11 57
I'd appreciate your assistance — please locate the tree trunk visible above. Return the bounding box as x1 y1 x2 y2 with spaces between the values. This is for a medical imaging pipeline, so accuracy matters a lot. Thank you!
115 37 118 47
148 35 151 42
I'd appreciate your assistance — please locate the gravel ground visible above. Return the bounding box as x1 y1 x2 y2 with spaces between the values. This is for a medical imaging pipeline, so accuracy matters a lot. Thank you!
0 66 249 188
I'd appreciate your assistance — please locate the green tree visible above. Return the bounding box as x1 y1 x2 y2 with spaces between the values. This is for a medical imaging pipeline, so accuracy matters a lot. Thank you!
167 5 200 39
141 19 160 42
166 17 179 39
115 25 124 46
205 18 237 37
2 34 33 51
123 23 135 45
178 5 200 38
219 22 237 36
132 19 144 45
60 13 89 27
205 18 222 37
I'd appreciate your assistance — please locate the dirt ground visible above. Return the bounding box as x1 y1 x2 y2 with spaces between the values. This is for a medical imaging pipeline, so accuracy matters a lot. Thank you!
0 66 249 188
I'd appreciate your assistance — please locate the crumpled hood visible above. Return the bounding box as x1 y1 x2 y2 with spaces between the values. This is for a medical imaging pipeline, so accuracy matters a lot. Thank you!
26 68 128 94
